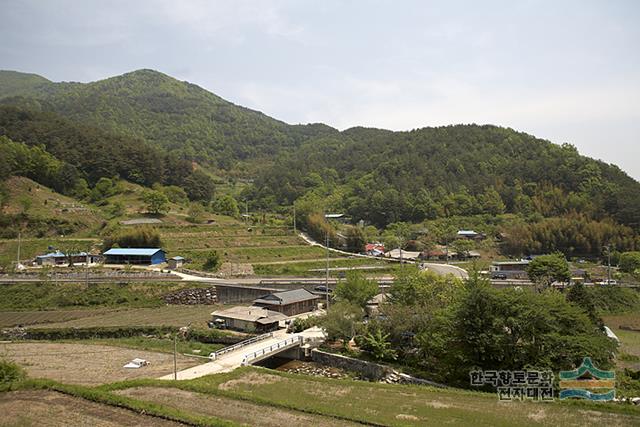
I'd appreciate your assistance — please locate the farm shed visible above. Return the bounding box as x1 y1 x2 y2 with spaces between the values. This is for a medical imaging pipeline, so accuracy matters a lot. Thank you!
168 256 185 269
35 251 100 266
103 248 166 265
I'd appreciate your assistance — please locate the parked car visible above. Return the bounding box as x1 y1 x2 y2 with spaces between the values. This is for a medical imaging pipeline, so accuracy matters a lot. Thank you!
491 273 507 280
314 285 333 293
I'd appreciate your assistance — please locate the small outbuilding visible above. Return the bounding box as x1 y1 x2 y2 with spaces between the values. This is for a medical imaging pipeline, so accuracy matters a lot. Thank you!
210 306 287 332
253 289 320 316
103 248 166 265
35 251 100 266
168 256 185 269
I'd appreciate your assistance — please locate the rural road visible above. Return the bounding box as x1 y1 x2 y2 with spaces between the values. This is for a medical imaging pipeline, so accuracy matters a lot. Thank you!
159 328 325 380
421 263 469 279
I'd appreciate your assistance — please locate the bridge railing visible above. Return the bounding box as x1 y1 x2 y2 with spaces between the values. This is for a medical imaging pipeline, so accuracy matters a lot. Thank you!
209 332 274 360
241 335 303 366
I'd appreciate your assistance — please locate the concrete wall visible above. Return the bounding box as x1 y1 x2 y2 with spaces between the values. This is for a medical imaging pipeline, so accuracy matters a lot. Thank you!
215 284 279 304
311 349 391 380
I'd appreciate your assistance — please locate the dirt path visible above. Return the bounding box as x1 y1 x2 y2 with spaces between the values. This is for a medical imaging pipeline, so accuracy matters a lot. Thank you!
117 386 360 426
0 390 183 426
0 342 200 385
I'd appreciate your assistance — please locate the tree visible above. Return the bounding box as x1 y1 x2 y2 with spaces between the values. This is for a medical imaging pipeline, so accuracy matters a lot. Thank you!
566 282 603 329
212 195 240 217
186 203 205 223
334 272 379 309
103 226 162 249
527 253 571 290
91 177 116 202
344 225 366 253
203 250 222 272
619 252 640 273
451 239 475 258
162 185 189 204
321 301 363 347
184 169 215 201
479 186 506 215
142 190 169 215
360 327 397 361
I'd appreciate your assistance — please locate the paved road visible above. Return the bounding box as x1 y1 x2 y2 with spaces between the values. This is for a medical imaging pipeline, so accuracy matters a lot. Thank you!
158 330 290 380
159 328 325 380
421 263 469 279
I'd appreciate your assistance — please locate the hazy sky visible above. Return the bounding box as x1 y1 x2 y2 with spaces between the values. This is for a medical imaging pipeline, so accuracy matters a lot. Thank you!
2 0 639 179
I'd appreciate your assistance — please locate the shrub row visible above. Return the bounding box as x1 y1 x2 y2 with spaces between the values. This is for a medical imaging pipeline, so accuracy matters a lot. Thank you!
11 326 243 345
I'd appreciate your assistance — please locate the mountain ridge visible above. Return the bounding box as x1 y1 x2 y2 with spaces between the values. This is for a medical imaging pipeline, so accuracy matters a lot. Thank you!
1 68 639 232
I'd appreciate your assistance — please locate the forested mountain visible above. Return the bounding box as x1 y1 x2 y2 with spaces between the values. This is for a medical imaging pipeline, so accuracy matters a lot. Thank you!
0 106 213 201
1 68 639 245
0 69 338 171
247 125 640 230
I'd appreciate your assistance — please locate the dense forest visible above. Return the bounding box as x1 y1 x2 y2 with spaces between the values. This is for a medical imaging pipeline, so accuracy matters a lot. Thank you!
0 106 214 201
0 69 337 171
1 68 639 258
246 125 640 229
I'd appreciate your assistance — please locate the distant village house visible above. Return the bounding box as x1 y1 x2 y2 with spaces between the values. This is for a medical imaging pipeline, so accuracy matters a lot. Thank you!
103 248 166 265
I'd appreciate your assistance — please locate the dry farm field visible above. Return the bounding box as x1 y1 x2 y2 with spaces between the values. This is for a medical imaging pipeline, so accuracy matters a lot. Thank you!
31 305 217 329
0 342 199 385
0 390 183 427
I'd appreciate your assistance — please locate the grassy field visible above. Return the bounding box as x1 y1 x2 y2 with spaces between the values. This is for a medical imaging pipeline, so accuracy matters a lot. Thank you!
61 337 224 356
0 282 211 311
254 257 401 277
0 342 200 385
0 237 100 266
101 367 640 426
31 305 217 329
2 358 639 426
603 312 640 371
0 390 183 427
0 309 116 327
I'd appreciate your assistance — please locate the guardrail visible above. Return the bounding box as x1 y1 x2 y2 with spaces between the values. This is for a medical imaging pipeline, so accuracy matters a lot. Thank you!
241 335 303 366
209 332 274 360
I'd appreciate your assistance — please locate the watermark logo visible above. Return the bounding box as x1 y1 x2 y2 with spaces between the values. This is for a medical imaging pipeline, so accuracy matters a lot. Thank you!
469 369 554 401
559 357 615 401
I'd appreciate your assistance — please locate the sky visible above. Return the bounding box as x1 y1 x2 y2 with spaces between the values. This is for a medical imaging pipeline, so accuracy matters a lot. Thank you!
1 0 639 179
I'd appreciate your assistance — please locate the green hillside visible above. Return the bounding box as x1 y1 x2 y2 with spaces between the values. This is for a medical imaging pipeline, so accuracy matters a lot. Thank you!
0 70 52 98
248 125 640 229
0 69 338 171
1 68 639 257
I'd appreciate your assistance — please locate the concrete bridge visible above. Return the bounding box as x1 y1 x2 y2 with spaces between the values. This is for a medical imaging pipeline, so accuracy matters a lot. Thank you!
159 328 324 381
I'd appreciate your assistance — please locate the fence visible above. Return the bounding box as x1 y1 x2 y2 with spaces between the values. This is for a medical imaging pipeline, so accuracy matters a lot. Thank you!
209 332 274 360
241 335 303 366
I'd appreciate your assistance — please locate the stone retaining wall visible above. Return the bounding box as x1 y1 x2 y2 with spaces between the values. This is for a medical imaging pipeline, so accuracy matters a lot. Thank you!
311 349 390 380
311 349 446 387
163 287 217 305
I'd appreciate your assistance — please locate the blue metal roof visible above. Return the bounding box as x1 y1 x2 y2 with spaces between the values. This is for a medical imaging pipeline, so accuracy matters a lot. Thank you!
36 251 91 259
103 248 164 256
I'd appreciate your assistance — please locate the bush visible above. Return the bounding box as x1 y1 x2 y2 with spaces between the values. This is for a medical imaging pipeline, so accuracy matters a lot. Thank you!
0 359 25 384
103 226 162 250
620 252 640 273
203 250 222 272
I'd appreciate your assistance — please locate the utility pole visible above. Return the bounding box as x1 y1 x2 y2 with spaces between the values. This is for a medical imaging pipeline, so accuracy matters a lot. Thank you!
293 204 296 234
173 334 178 380
245 200 249 225
325 231 330 310
605 244 612 284
16 231 21 267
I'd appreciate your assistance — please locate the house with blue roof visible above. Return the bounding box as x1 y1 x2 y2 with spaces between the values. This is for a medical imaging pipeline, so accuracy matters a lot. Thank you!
35 250 101 266
103 248 166 265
